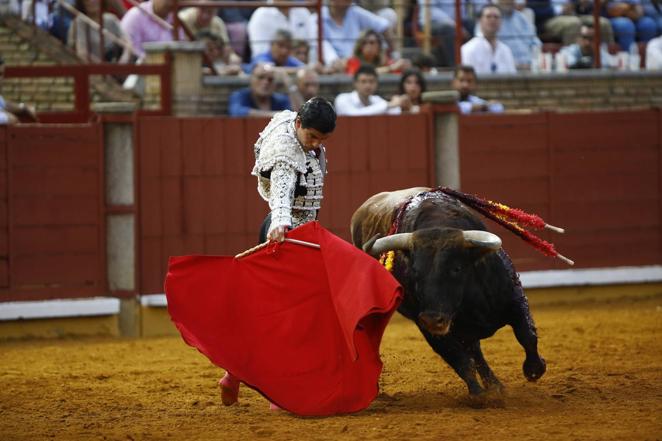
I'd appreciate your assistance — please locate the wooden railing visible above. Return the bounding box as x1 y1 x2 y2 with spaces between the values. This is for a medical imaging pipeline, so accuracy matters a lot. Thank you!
4 56 172 123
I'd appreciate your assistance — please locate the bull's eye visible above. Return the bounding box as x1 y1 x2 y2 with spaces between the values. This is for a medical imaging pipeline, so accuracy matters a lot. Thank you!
450 265 462 276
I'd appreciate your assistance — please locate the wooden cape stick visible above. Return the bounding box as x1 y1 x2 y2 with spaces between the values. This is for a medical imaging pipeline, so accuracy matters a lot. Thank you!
234 238 321 259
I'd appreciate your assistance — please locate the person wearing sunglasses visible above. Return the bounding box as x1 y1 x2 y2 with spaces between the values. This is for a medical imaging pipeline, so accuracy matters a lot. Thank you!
228 63 292 117
559 23 613 69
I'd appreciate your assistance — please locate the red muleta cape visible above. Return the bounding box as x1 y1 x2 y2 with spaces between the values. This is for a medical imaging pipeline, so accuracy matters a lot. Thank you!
164 222 403 416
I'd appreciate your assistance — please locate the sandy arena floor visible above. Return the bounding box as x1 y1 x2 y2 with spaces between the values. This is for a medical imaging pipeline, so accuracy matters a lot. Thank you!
1 292 661 441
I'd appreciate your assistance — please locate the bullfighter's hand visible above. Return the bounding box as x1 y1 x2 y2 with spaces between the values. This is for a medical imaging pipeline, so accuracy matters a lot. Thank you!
268 225 289 242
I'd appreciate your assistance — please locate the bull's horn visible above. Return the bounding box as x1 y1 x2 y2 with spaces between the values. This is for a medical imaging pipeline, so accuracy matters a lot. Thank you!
364 233 414 256
462 230 502 251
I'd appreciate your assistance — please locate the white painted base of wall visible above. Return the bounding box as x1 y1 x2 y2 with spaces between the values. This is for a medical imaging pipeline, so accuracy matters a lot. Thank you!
1 265 661 320
0 297 120 321
519 265 662 288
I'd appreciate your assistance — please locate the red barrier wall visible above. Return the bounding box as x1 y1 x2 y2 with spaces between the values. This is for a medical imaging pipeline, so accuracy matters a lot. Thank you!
0 124 106 301
460 110 662 271
2 109 659 301
137 114 434 294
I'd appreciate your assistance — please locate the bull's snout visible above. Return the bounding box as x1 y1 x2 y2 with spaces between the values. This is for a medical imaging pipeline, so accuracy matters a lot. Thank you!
418 311 452 336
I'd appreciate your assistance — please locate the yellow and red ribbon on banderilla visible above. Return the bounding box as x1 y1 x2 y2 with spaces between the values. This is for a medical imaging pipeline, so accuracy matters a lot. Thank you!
438 187 573 266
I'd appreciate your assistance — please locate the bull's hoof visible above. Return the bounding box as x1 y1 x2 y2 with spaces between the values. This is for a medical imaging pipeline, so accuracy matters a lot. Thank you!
464 390 506 409
523 356 546 381
484 379 505 395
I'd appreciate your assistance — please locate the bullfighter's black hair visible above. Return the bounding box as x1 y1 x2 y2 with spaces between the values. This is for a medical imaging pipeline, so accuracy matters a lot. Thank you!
298 97 336 134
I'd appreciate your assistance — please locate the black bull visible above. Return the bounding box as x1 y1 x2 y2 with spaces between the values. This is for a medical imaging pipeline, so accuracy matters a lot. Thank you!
351 187 546 396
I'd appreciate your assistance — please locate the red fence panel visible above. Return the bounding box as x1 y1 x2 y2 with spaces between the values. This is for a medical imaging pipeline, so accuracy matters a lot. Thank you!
0 124 106 301
460 110 662 271
137 114 434 294
0 127 8 288
460 113 553 270
549 110 661 268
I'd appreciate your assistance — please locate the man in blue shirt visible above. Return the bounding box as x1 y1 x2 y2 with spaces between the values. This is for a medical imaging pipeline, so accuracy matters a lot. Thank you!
228 63 291 117
250 29 305 72
318 0 392 60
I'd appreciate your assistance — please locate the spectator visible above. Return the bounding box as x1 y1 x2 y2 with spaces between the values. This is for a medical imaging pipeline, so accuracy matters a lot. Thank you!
247 6 342 72
228 63 291 117
317 0 393 60
196 30 243 76
607 0 657 51
68 0 130 63
247 4 312 60
559 23 614 68
391 68 426 114
22 0 76 43
411 53 439 73
543 0 614 46
477 0 540 69
295 68 320 103
642 0 662 34
251 29 305 71
645 34 662 68
529 0 555 31
452 65 504 114
345 29 411 75
334 64 400 116
218 1 254 60
417 0 484 67
179 6 240 63
461 5 517 74
288 68 320 111
120 0 185 60
0 57 37 125
292 39 311 64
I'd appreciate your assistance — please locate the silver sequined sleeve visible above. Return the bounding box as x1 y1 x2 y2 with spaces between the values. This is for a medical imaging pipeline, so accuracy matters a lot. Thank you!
267 161 298 233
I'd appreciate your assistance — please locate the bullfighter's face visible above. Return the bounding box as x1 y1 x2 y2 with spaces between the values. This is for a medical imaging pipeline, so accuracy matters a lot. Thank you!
295 118 331 151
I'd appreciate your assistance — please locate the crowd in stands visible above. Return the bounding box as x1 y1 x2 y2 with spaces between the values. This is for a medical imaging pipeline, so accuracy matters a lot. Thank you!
2 0 662 122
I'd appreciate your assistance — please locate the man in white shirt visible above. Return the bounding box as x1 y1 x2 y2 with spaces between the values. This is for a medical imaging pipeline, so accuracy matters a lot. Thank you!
247 5 312 59
248 4 342 68
646 35 662 69
461 4 517 74
334 65 401 116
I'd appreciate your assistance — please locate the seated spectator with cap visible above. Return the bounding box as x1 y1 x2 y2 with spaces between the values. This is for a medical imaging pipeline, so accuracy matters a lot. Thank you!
452 65 504 114
250 29 305 72
228 63 291 117
559 24 613 69
462 4 517 74
334 64 402 116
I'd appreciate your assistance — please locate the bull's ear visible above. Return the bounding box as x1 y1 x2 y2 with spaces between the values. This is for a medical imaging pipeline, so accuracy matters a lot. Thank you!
462 230 502 251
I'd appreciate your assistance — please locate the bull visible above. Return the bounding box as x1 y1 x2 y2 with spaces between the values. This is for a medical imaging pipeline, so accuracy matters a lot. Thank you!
351 187 546 397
